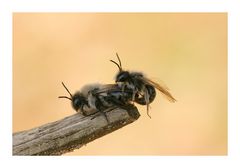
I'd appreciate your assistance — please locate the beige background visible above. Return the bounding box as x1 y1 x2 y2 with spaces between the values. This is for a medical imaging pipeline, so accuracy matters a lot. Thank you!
13 13 227 155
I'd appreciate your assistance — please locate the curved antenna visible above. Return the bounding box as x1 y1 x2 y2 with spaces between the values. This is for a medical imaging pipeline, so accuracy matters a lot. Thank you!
59 82 73 100
116 53 122 69
110 53 123 71
58 96 72 101
110 60 122 71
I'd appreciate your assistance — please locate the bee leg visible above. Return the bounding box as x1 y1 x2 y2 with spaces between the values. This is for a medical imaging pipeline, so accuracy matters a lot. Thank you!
90 95 112 124
96 97 111 123
121 83 126 92
80 104 96 116
100 110 110 123
90 107 115 119
90 109 110 124
90 113 100 120
132 90 137 102
144 88 151 119
80 105 88 115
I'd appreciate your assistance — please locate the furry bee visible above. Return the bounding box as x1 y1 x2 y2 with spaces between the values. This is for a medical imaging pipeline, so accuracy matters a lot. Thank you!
110 53 176 118
58 82 137 121
58 82 98 116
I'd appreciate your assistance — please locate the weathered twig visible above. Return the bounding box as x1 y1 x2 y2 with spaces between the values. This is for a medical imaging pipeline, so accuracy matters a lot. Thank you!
13 105 140 155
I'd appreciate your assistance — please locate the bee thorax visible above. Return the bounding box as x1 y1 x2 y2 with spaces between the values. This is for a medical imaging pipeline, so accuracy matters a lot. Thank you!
80 83 102 97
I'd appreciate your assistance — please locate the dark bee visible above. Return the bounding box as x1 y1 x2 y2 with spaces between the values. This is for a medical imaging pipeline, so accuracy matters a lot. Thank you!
110 53 176 118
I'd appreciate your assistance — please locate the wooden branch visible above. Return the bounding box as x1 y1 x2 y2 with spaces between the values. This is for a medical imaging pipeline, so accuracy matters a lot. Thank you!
13 105 140 155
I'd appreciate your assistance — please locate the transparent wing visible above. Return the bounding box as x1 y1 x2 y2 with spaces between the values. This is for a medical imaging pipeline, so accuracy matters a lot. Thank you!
141 76 176 102
92 84 121 94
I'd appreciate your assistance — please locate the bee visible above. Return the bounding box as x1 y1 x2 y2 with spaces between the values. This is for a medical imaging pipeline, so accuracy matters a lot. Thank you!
110 53 176 118
58 82 138 121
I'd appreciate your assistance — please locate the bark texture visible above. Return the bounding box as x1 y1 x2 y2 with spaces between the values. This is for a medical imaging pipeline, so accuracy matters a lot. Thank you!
13 105 140 155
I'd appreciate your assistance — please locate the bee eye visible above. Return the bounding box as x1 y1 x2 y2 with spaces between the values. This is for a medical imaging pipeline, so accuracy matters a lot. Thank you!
72 98 81 111
73 98 81 106
116 71 129 82
72 94 86 111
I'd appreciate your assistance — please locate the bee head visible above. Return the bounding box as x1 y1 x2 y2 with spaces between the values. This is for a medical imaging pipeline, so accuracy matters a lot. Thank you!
115 70 130 82
110 53 135 83
71 93 88 112
58 82 88 112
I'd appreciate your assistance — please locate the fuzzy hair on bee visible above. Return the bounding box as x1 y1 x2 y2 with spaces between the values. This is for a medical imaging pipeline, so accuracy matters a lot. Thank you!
58 82 100 116
110 53 176 118
58 82 139 120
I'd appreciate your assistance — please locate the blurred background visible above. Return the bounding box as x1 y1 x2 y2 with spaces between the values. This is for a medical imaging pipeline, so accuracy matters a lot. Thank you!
13 13 227 155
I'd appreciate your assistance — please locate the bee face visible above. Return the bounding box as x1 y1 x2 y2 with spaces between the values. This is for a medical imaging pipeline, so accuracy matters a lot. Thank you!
58 82 90 113
71 93 88 112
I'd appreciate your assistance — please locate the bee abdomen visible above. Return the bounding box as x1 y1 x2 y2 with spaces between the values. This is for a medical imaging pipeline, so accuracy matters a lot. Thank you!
135 85 156 105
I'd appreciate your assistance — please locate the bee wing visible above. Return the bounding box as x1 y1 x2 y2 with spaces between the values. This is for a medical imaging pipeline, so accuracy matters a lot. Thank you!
93 84 120 94
141 77 176 102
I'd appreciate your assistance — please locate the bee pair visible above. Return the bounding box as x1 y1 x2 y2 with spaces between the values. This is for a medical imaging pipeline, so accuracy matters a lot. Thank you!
59 53 176 119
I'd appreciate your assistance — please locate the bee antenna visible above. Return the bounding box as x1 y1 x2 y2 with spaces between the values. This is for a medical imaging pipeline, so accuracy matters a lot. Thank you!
58 96 72 101
110 53 123 71
60 82 73 98
116 53 122 69
110 60 122 71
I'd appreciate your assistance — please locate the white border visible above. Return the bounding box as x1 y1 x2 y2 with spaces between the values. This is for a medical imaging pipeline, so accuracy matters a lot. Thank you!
1 0 239 168
8 0 230 12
